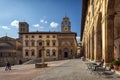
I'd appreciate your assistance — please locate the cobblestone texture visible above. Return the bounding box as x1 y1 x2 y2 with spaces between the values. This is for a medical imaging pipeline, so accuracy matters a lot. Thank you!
0 59 120 80
33 59 120 80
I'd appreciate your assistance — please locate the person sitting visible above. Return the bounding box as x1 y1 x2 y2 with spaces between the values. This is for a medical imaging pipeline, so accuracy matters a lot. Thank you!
94 59 104 71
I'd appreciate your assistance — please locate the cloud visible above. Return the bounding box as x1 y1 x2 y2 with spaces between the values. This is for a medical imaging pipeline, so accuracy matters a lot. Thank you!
76 36 80 43
33 24 40 27
40 19 48 24
1 26 10 30
10 20 19 28
44 21 48 24
50 22 59 28
39 26 44 28
40 20 44 23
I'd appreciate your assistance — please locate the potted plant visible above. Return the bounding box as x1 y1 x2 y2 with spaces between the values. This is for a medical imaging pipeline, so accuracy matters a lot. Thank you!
111 60 120 70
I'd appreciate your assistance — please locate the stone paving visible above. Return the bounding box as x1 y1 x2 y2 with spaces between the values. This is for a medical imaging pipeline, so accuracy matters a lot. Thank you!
33 59 120 80
0 60 69 80
0 59 120 80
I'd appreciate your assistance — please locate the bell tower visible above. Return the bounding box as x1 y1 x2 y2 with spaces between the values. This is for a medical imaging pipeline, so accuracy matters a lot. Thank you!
19 22 29 39
61 16 71 32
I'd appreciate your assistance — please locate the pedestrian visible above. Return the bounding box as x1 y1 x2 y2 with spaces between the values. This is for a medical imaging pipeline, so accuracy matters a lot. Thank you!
5 62 11 71
19 60 22 64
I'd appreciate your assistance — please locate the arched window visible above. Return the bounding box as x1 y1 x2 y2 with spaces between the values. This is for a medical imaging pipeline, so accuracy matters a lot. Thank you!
52 49 56 56
25 40 29 46
52 40 56 46
37 40 43 46
25 50 29 56
31 50 35 56
46 40 50 46
31 40 35 46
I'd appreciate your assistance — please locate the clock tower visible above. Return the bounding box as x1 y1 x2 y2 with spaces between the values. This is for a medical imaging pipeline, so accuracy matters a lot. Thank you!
61 16 71 32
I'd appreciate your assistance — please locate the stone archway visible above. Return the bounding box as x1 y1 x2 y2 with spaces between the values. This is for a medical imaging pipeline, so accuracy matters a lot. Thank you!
103 0 115 64
63 48 69 58
114 0 120 60
94 12 102 62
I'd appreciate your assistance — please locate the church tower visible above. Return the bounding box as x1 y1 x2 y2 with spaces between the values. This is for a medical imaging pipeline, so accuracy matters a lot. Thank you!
61 16 71 32
19 22 29 39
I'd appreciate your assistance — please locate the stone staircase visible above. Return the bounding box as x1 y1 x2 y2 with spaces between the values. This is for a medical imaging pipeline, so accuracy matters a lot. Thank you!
23 58 41 65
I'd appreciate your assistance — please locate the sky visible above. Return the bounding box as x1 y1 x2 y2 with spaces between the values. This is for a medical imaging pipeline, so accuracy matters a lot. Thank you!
0 0 82 43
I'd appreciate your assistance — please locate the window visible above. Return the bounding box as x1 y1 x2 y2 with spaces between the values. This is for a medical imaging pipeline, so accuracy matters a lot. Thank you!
39 35 42 38
31 50 35 56
46 35 49 38
23 28 25 32
52 41 56 46
25 35 28 38
21 28 22 31
25 51 29 56
53 52 56 56
47 42 50 46
31 35 34 38
53 35 55 38
31 41 35 46
39 42 42 46
25 41 29 46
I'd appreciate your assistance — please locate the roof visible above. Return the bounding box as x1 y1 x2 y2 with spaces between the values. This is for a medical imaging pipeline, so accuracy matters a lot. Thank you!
0 36 16 41
19 31 77 36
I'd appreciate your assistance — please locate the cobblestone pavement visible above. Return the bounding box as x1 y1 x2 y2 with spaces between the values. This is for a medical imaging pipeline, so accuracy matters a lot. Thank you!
0 59 120 80
33 59 120 80
0 60 69 80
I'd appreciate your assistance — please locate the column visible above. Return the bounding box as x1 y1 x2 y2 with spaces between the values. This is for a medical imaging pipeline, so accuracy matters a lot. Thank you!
104 14 114 64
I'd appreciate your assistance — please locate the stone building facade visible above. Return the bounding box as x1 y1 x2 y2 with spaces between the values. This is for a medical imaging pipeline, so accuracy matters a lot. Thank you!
81 0 120 65
19 17 77 61
0 36 22 66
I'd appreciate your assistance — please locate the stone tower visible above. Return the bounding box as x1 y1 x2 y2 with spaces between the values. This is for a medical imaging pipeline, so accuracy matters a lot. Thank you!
19 22 29 39
61 16 71 32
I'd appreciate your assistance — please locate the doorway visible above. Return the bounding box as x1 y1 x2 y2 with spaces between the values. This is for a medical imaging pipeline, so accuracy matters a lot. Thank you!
64 52 68 58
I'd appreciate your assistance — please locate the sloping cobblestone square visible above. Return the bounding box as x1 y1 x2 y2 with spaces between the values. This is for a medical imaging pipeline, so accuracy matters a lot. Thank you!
0 59 120 80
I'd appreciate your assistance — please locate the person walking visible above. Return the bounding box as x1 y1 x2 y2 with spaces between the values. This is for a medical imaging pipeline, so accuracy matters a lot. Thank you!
5 62 11 71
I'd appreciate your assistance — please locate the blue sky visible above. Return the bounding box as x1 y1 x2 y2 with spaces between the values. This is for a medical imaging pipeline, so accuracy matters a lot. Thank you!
0 0 82 43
